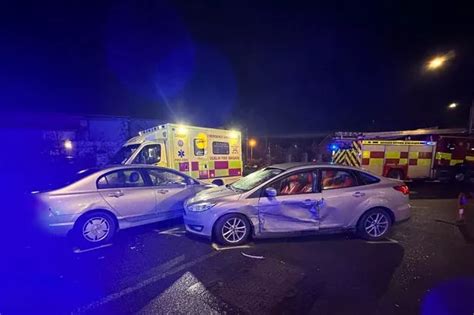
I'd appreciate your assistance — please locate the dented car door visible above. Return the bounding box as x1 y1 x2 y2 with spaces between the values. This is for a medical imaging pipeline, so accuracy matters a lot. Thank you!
257 170 321 233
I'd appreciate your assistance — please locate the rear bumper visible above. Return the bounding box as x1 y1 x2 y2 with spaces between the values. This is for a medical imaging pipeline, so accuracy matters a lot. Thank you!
394 203 411 222
46 222 75 236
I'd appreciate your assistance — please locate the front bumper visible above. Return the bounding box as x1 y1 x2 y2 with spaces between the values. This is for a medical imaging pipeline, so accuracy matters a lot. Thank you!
183 210 214 239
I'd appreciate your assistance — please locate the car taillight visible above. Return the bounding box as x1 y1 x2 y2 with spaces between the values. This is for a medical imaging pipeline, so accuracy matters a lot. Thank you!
393 185 409 195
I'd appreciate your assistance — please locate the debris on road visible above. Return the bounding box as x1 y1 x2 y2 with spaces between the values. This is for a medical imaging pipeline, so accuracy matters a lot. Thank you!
72 243 113 254
211 243 251 251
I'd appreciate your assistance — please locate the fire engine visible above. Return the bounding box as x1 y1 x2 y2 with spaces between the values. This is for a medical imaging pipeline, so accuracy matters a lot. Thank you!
111 123 243 185
330 128 474 182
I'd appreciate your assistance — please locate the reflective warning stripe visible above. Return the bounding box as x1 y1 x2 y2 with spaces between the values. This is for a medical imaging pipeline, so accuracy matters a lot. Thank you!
332 144 361 167
436 152 452 160
362 140 433 145
450 159 464 166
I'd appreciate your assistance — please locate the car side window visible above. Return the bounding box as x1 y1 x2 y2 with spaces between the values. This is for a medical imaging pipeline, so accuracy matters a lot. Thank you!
133 144 161 165
145 169 188 186
97 170 146 189
320 169 357 190
267 171 315 196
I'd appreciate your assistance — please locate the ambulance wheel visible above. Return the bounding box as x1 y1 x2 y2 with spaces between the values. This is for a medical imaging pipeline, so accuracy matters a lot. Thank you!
387 169 403 180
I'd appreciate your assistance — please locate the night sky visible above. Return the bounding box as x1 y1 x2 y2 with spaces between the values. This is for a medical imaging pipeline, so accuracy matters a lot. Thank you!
1 0 473 135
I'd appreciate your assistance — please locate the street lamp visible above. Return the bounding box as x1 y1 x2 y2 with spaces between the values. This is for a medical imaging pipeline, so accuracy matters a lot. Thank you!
248 138 257 160
448 102 458 109
64 139 73 150
427 56 446 70
425 51 455 71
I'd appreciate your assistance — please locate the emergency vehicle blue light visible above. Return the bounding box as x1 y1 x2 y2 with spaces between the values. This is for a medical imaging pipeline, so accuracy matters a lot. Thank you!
329 143 339 151
426 141 436 145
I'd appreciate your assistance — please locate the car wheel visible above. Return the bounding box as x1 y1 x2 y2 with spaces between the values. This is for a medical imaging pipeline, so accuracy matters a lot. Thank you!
214 214 251 246
74 212 116 247
357 208 392 240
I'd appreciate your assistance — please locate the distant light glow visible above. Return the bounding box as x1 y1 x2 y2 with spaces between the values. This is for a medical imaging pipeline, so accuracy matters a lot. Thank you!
329 143 339 151
64 139 73 150
248 138 257 148
229 130 239 139
426 51 455 71
448 102 458 109
176 126 187 135
427 56 446 70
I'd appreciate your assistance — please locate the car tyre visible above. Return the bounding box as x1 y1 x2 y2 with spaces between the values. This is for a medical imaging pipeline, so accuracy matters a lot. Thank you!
74 212 116 248
357 208 392 241
214 214 251 246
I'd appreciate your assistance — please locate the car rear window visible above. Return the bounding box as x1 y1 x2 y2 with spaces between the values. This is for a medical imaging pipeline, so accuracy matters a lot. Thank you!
357 171 380 185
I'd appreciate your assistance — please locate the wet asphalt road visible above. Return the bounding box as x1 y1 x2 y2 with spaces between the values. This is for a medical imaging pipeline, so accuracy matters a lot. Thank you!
2 183 474 315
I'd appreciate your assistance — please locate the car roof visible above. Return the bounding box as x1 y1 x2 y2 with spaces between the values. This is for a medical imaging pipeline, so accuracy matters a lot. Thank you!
89 164 187 176
269 162 361 172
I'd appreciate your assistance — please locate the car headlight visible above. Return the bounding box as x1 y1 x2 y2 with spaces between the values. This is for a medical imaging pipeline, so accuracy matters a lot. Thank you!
187 202 216 212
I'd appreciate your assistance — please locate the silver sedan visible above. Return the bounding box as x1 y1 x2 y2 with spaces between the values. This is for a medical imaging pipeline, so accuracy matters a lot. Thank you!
184 163 410 245
33 165 209 246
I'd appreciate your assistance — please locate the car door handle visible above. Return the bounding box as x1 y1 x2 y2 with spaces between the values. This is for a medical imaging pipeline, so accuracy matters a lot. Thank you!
107 190 124 198
353 192 365 197
157 189 169 194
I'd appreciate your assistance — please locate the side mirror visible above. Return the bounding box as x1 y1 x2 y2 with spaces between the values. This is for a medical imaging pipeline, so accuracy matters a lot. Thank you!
265 187 277 198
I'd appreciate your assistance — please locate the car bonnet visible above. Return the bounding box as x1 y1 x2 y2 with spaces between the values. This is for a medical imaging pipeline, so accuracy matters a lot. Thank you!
186 185 241 205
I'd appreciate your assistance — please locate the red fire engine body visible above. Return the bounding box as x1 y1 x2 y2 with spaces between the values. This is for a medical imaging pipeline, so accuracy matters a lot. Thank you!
331 128 474 181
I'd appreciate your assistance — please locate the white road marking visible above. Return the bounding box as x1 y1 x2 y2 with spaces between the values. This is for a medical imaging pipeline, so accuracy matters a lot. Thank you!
73 243 113 254
211 243 252 251
154 227 187 237
241 252 264 259
366 238 399 244
74 251 218 313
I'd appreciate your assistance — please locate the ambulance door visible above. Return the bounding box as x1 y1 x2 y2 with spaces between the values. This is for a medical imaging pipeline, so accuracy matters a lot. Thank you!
173 129 191 175
188 131 209 181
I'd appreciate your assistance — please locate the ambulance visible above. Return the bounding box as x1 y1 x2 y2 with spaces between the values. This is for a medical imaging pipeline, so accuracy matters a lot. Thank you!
330 128 474 182
111 123 243 185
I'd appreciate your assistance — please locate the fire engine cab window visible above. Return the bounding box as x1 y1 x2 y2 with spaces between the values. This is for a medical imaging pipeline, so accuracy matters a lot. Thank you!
133 145 161 165
268 172 315 195
321 169 357 190
193 139 205 156
212 141 230 155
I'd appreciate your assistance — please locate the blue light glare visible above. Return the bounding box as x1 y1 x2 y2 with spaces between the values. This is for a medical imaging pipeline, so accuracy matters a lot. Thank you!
329 143 339 151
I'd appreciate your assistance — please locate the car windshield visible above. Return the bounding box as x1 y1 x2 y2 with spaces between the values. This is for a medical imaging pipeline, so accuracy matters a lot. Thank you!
109 144 140 164
230 167 283 192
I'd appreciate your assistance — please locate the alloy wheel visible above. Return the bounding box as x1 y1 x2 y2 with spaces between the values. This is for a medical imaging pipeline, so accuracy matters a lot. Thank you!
82 217 110 242
364 212 389 238
221 217 247 243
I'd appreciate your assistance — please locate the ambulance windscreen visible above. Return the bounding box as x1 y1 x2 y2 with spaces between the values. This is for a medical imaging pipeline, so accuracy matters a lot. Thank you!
110 144 140 164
